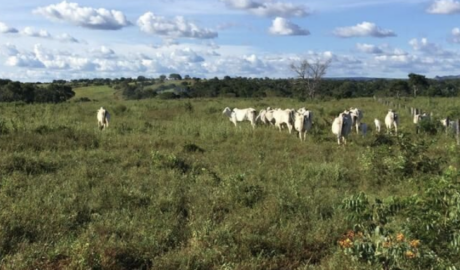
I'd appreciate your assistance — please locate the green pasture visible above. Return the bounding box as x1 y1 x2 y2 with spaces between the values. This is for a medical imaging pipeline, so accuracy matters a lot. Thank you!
71 85 118 102
0 95 459 269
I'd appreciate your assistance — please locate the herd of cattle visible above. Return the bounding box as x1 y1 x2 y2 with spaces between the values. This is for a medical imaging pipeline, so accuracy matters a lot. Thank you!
94 106 457 145
222 107 458 145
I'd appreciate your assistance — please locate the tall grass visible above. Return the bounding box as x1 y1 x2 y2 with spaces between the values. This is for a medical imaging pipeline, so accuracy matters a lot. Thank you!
0 97 459 269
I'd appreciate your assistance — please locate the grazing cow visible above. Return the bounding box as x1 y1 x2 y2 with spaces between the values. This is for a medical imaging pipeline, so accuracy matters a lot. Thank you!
349 108 364 134
385 109 398 135
332 112 352 145
222 107 257 129
294 110 313 141
374 118 382 133
273 109 295 133
97 107 110 130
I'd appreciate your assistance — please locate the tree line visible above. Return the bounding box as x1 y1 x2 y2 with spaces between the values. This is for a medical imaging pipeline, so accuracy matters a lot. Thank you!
0 79 75 103
2 72 460 103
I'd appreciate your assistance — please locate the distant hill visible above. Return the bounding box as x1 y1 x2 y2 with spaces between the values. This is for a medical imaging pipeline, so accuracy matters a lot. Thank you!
434 75 460 80
326 77 392 81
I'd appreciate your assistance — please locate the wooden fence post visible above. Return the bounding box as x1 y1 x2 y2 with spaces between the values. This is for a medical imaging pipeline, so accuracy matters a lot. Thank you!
457 119 460 146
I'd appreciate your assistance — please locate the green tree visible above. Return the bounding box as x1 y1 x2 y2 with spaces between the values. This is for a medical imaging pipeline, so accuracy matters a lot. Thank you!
389 80 410 98
169 73 182 80
408 73 429 98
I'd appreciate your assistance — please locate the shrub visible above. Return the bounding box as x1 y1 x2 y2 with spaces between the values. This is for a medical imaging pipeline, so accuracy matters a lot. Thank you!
0 118 9 135
158 92 179 100
182 143 204 153
112 104 128 115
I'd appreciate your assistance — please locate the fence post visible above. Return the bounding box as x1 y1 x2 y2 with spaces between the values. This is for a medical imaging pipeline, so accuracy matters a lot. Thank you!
457 119 460 146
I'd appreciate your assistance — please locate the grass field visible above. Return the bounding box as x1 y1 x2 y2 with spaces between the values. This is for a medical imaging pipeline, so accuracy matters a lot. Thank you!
0 89 459 269
71 85 118 102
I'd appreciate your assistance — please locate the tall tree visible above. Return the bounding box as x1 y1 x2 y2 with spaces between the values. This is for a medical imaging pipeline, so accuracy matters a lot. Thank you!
389 80 410 99
169 73 182 80
408 73 429 98
290 58 331 99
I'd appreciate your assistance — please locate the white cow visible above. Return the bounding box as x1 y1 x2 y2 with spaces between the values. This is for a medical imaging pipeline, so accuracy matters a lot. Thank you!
441 118 459 133
97 107 110 130
273 109 295 133
264 109 276 125
374 118 382 133
349 107 364 134
413 113 429 134
413 113 429 125
294 110 313 141
332 111 352 145
255 107 272 125
385 109 398 135
222 107 257 129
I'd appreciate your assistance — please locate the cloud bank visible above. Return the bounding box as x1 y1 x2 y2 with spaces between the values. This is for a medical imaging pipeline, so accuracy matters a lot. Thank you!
333 22 396 38
33 1 132 30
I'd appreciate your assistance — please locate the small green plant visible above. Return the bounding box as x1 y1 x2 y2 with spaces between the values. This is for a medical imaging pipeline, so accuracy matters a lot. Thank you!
0 118 9 135
339 167 460 269
183 101 193 112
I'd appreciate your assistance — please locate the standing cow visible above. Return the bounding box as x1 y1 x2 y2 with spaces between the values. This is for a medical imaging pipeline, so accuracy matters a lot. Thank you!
332 111 352 145
294 110 313 141
349 108 364 134
374 118 382 133
273 109 295 134
385 109 398 135
97 107 110 130
222 107 257 129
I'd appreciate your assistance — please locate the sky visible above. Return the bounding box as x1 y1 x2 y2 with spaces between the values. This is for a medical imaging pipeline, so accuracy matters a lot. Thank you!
1 0 460 82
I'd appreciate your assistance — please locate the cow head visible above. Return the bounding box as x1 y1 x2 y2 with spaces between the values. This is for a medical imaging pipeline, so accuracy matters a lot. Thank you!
222 107 232 117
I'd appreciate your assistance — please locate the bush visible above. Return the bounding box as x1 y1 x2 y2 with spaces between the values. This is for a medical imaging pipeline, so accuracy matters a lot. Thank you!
158 92 179 100
0 118 9 135
112 104 128 115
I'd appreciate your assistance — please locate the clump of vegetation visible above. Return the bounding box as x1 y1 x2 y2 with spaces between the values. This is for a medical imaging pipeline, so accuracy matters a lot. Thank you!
182 143 204 153
0 118 9 135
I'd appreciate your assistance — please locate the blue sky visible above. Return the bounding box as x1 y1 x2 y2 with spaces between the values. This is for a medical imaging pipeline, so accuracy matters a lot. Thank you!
1 0 460 82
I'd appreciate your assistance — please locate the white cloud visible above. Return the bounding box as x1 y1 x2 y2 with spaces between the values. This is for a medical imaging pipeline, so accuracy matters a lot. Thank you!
269 17 310 36
356 43 384 54
221 0 309 17
56 33 79 43
0 22 18 34
0 43 20 56
333 21 396 38
426 0 460 14
21 27 52 39
409 37 454 56
222 0 261 9
91 46 117 59
137 12 218 39
33 1 132 30
170 48 205 62
251 2 309 17
452 27 460 43
6 54 45 68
